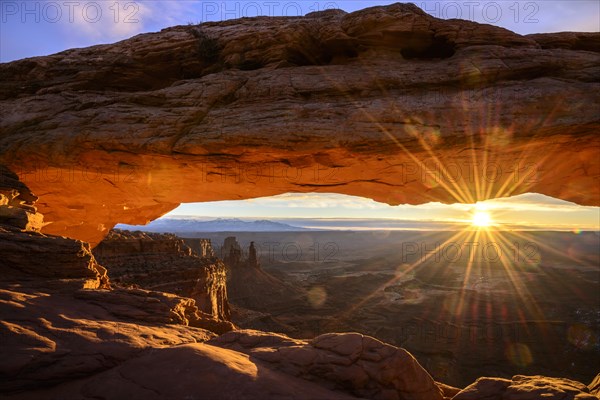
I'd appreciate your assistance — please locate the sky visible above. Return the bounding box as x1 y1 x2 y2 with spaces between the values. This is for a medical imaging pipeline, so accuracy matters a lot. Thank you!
2 1 599 229
166 193 600 230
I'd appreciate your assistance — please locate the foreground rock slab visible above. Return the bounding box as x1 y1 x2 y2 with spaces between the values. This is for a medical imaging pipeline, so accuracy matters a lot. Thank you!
453 375 599 400
211 329 445 400
0 286 216 393
7 343 359 400
0 225 108 290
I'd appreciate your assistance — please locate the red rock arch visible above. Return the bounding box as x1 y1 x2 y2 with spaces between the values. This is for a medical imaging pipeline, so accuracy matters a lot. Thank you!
1 4 598 245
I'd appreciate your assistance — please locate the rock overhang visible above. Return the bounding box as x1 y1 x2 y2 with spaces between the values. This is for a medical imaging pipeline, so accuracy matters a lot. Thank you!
0 3 598 245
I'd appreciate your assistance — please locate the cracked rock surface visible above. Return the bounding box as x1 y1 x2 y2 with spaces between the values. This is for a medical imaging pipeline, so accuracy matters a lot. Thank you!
211 329 446 400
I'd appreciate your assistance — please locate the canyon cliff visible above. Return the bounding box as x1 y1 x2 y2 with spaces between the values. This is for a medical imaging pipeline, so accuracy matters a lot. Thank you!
219 236 305 319
94 229 231 324
0 3 598 245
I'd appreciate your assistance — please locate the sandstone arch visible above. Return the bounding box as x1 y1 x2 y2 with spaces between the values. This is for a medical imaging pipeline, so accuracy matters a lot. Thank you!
0 4 598 245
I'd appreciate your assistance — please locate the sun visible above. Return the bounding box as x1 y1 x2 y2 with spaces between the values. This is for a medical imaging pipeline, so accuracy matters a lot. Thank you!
472 211 492 228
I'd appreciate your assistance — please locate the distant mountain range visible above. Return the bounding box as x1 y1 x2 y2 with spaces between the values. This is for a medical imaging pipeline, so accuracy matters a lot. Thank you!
116 216 581 233
116 218 313 233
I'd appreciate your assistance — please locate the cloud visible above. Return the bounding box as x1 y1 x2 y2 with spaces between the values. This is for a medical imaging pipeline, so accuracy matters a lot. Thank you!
161 190 599 230
245 193 384 209
476 193 587 212
57 1 201 46
58 2 143 42
138 1 203 27
242 192 595 215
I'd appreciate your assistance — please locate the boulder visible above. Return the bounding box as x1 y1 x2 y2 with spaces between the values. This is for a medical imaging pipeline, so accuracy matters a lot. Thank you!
211 329 444 400
453 375 598 400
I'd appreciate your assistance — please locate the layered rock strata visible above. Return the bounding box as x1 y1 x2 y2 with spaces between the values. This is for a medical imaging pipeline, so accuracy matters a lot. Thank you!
0 165 43 231
0 165 108 290
0 167 229 394
220 236 303 313
94 229 231 325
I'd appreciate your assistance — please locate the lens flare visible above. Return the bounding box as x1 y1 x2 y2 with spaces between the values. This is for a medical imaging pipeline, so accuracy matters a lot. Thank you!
568 324 598 350
472 211 492 227
307 286 327 308
505 343 533 367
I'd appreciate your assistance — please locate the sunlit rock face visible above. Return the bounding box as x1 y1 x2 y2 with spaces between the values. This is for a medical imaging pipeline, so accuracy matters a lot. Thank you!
94 229 231 323
1 3 599 245
0 165 109 290
0 168 226 394
0 165 43 232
